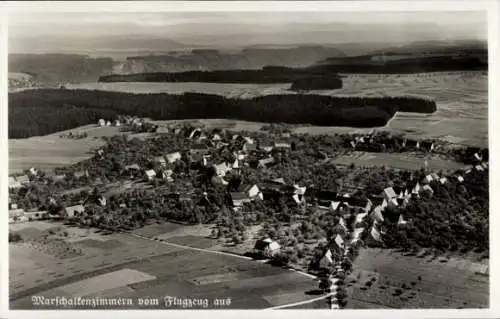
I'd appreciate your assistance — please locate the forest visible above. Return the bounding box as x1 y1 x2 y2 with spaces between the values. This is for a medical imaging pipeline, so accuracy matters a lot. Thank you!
8 89 436 138
98 65 344 84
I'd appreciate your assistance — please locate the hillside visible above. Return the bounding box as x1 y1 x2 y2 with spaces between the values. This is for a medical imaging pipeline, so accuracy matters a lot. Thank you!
8 89 436 138
8 72 39 91
8 54 115 85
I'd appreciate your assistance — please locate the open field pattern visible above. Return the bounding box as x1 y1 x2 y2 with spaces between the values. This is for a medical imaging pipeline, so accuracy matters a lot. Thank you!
345 248 488 309
10 236 320 309
329 151 467 171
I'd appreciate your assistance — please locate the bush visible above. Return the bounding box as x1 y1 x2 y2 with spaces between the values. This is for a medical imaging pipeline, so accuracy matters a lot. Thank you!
9 232 23 243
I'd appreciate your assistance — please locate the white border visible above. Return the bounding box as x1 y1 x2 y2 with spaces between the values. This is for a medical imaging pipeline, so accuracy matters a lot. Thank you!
1 1 498 319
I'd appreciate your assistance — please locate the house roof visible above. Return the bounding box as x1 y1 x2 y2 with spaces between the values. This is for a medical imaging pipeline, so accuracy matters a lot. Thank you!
370 226 382 242
334 234 344 248
422 185 434 193
369 195 386 207
273 177 286 185
166 152 182 162
254 238 280 251
315 190 338 201
65 205 85 217
153 156 166 163
353 228 365 240
230 192 248 201
343 197 371 208
258 157 275 167
145 169 156 177
355 212 368 224
383 187 397 199
274 142 291 148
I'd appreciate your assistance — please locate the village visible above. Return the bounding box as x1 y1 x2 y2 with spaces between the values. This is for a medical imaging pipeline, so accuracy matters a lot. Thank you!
8 116 489 309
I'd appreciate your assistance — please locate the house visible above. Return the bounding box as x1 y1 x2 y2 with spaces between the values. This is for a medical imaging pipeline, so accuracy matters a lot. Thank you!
351 227 365 244
98 196 107 207
254 238 281 258
291 194 305 206
333 234 345 252
404 139 420 150
230 192 251 207
144 169 156 181
354 212 368 226
232 158 240 170
243 142 257 153
259 145 274 153
212 176 228 186
423 174 434 184
152 156 167 167
397 214 408 226
439 177 448 184
370 205 385 223
65 204 85 218
190 144 210 155
329 201 343 212
161 169 174 181
314 190 338 202
189 128 203 139
15 175 30 184
412 182 421 194
474 152 483 162
350 141 357 148
98 119 106 127
319 249 334 269
244 184 261 199
9 177 22 189
482 162 488 169
422 185 434 195
257 157 276 169
29 167 38 176
272 177 286 185
382 187 397 202
214 162 232 177
431 173 440 181
106 120 112 126
338 217 348 232
212 134 222 141
243 136 255 145
114 120 121 127
368 225 383 243
475 165 484 172
166 152 182 164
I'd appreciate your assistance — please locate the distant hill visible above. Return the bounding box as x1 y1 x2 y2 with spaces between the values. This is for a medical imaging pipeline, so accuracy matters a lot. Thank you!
8 54 115 85
313 40 487 73
115 46 346 74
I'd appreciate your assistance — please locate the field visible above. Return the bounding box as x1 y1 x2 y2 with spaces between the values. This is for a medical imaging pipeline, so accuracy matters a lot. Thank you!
9 124 143 174
344 248 489 309
330 151 467 171
10 221 321 309
68 71 486 147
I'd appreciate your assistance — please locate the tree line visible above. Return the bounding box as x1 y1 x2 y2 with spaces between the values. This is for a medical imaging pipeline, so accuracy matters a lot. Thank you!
9 89 436 138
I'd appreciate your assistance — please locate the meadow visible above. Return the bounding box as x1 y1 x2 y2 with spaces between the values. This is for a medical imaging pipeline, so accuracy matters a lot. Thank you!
9 221 320 309
344 248 488 309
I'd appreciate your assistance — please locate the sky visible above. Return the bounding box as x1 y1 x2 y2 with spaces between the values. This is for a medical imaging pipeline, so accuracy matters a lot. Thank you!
7 11 487 52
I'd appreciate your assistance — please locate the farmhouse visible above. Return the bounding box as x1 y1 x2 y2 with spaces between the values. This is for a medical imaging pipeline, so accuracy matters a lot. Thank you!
9 208 25 218
368 225 383 243
332 234 345 253
166 152 182 164
98 119 106 127
65 204 85 218
439 177 448 184
423 174 434 184
354 212 368 226
254 238 281 258
144 169 156 181
189 128 203 139
475 165 484 172
243 184 261 199
29 167 38 176
114 120 121 126
161 169 174 181
352 227 365 244
212 134 222 141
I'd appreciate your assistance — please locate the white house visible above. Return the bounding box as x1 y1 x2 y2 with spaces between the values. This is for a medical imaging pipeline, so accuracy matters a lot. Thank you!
29 167 38 176
456 175 465 183
214 162 232 177
422 185 434 195
9 177 22 189
244 184 261 199
397 214 408 226
333 234 345 251
254 238 281 258
424 174 434 184
144 169 156 181
475 165 484 172
352 227 365 244
354 212 368 225
15 175 30 185
98 119 106 127
65 205 85 218
382 187 397 202
339 217 348 232
439 177 448 184
166 152 182 164
370 206 384 223
153 156 167 167
106 121 112 127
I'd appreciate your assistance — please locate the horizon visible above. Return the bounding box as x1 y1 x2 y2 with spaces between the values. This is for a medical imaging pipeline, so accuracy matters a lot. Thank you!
8 11 487 54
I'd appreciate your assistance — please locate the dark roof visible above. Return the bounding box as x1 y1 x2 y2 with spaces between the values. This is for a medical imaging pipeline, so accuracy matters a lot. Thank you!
230 192 248 201
342 197 370 208
369 195 385 206
405 139 419 147
315 190 338 201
